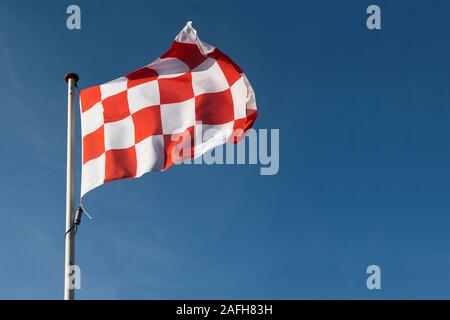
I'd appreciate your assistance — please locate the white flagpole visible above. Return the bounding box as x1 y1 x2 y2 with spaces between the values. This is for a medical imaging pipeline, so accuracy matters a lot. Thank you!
64 73 79 300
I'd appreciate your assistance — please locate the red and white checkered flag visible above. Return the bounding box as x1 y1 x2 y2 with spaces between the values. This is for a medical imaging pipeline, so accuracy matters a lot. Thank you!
79 22 257 196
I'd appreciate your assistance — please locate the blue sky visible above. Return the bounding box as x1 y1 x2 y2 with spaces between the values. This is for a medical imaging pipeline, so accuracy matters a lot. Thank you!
1 0 450 299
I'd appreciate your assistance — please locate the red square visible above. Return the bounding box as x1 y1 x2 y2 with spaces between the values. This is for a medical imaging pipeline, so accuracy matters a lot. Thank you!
158 73 194 104
163 126 194 169
132 106 162 144
80 85 101 112
161 42 207 70
102 91 130 123
195 89 234 125
125 67 158 89
208 49 243 86
83 126 105 164
105 146 137 182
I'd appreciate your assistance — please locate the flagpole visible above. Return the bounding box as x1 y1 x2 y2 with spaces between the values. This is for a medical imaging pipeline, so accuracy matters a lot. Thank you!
64 72 79 300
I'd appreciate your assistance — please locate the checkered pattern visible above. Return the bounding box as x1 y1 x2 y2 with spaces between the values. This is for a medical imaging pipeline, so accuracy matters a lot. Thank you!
79 21 257 196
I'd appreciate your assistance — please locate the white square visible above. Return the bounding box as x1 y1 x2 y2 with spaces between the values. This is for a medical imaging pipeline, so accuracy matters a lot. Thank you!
104 116 135 150
135 135 165 176
81 101 104 136
160 98 195 134
243 74 257 111
81 153 105 196
100 78 127 100
127 80 160 114
230 76 248 120
194 122 234 158
149 58 190 79
191 58 229 96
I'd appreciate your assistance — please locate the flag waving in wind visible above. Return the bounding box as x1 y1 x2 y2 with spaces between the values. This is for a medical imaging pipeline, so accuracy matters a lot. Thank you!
79 22 257 196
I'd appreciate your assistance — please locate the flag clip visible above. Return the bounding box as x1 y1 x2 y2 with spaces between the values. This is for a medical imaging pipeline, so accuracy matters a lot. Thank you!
74 203 93 226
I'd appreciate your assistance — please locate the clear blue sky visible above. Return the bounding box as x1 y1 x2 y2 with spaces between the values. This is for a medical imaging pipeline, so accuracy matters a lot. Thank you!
1 0 450 299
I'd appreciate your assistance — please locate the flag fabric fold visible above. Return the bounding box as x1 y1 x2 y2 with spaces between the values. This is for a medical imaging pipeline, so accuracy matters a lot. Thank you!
79 21 257 196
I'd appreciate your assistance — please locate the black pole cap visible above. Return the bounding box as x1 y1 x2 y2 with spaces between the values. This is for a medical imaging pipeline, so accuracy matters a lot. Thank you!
64 73 80 83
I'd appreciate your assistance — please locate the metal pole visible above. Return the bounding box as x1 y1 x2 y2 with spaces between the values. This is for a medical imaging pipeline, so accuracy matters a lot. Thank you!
64 73 79 300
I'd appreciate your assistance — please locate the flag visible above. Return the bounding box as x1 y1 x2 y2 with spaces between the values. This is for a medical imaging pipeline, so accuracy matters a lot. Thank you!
79 21 257 196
